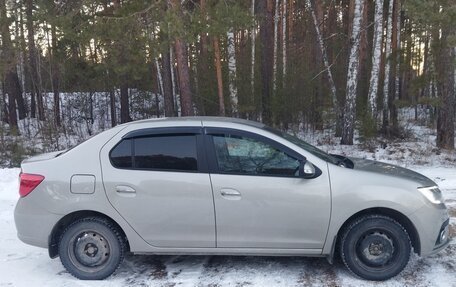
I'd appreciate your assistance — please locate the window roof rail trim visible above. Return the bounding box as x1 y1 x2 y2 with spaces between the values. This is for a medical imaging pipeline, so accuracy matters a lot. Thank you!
122 127 203 139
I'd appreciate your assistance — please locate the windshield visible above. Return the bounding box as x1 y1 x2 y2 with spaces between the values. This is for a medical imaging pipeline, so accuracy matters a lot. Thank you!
264 127 339 165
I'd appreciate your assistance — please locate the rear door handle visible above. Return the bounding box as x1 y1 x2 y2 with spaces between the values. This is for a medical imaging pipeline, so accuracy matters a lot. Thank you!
116 185 136 194
220 188 241 200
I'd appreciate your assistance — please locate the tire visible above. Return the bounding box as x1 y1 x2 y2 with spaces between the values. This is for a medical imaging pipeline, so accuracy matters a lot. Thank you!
58 217 126 280
340 215 411 281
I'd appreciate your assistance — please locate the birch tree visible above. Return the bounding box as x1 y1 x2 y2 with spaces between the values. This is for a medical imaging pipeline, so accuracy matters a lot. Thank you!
382 0 394 129
226 29 238 115
250 0 256 100
169 47 178 114
51 24 61 127
394 2 401 101
272 0 280 94
341 0 365 145
367 0 384 118
155 59 164 101
307 0 338 112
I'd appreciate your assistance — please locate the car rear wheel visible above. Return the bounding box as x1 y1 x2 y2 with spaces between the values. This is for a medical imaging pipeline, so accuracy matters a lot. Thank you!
58 217 126 280
340 215 411 281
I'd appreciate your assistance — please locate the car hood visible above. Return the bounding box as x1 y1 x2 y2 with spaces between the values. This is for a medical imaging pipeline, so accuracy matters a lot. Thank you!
349 158 436 187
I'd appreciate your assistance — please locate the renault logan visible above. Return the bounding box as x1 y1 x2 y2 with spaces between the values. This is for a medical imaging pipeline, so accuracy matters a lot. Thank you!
14 117 450 281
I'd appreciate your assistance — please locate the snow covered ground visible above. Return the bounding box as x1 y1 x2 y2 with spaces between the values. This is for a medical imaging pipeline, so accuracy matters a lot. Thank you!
1 115 455 286
1 164 455 286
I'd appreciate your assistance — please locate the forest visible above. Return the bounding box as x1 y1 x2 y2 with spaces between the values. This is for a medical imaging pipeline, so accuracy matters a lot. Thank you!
0 0 455 167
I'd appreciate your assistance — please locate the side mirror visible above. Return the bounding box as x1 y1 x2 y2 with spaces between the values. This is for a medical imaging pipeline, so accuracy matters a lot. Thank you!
299 160 316 179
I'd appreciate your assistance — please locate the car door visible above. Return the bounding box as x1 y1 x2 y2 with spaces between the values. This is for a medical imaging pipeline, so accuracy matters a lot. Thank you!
205 127 331 249
101 126 216 248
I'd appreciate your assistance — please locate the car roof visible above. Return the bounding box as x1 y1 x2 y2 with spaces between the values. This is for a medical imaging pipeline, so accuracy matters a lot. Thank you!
123 116 266 129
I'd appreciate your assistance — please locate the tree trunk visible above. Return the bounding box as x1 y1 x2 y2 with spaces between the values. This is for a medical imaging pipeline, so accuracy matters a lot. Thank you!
109 89 116 127
169 47 178 114
435 27 455 149
1 0 20 130
272 0 280 95
213 37 225 116
390 0 401 128
161 51 176 117
169 0 193 116
27 0 44 120
120 84 130 123
174 38 193 116
155 58 164 118
14 82 26 121
2 88 9 124
422 34 430 99
17 8 28 119
259 0 274 125
367 0 384 118
7 12 26 121
4 73 18 130
227 29 238 115
341 0 364 145
26 0 44 120
282 0 287 82
51 24 60 127
308 0 338 113
382 0 394 130
198 0 209 116
250 0 256 103
394 2 401 101
358 0 369 104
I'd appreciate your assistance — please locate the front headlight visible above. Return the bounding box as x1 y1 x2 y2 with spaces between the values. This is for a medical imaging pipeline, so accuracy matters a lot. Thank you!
417 186 444 205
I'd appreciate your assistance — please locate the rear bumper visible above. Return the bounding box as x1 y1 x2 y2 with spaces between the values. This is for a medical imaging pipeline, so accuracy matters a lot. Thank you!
14 196 62 249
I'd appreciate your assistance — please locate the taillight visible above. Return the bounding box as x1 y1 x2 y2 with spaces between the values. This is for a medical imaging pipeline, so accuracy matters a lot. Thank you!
19 173 45 197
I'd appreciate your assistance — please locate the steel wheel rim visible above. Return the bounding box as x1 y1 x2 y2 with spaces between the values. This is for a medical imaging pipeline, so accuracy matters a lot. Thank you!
355 230 397 268
68 230 111 272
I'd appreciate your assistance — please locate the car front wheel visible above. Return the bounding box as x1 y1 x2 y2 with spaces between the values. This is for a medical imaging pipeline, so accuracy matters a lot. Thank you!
58 217 126 280
340 214 412 281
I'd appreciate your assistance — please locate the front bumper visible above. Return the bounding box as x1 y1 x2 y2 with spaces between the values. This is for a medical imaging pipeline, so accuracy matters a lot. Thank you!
432 219 451 252
409 203 451 257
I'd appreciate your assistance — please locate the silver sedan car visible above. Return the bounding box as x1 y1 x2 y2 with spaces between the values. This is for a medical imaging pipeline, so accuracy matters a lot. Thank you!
14 117 450 281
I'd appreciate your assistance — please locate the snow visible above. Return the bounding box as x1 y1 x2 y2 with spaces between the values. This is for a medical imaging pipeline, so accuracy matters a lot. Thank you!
1 164 455 285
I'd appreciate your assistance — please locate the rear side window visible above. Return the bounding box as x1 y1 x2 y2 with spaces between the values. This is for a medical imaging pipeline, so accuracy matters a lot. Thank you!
110 135 198 172
134 136 197 171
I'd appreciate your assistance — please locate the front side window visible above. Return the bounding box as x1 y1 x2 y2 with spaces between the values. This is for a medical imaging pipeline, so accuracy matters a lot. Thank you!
212 134 300 177
110 135 198 171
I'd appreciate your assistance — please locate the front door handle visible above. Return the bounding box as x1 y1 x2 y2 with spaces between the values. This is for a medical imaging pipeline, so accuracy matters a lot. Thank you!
116 185 136 194
220 188 241 200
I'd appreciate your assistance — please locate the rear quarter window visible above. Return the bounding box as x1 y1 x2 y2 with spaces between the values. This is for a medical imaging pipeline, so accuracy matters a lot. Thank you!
110 139 133 168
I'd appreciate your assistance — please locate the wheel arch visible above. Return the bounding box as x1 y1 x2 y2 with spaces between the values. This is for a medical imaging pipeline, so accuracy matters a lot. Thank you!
48 210 130 258
335 207 421 256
